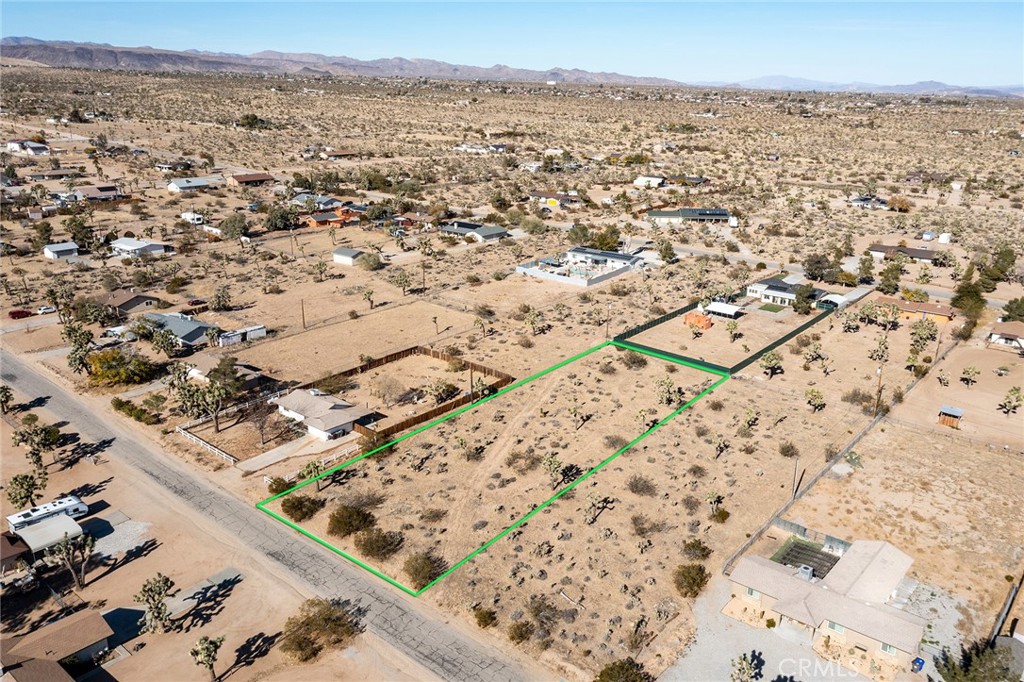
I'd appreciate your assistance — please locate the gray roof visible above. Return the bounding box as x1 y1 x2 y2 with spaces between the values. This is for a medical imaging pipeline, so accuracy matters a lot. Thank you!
168 178 210 189
44 241 79 252
648 207 731 220
473 225 509 239
568 246 640 264
332 247 364 258
143 312 217 345
273 389 372 432
939 405 964 418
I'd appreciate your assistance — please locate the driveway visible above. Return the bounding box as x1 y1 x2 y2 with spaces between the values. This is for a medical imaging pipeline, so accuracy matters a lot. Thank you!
660 576 867 682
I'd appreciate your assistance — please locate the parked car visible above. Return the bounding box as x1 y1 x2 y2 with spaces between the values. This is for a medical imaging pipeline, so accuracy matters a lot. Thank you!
187 299 206 307
36 305 56 315
8 309 32 319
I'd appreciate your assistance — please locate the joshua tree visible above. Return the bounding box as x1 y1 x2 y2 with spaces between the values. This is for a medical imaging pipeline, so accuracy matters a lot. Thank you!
189 635 225 682
0 384 13 414
134 573 175 634
805 388 826 412
726 319 739 343
6 472 46 509
960 366 980 387
363 288 374 310
759 349 782 379
705 491 723 515
998 386 1022 414
45 532 96 590
542 453 563 490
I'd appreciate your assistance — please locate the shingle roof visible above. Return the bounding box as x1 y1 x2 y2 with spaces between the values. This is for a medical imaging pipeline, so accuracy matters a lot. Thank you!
143 312 217 345
992 321 1024 339
7 609 113 661
274 389 372 432
230 172 274 183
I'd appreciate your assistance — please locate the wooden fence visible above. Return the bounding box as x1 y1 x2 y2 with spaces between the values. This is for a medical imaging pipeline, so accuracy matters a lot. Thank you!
174 426 238 465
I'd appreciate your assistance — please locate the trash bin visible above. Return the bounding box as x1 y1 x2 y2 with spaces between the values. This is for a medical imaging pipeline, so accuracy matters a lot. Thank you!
911 657 925 673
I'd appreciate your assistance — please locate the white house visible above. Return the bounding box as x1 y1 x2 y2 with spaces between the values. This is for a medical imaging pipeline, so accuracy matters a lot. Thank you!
633 175 666 189
988 321 1024 352
110 238 172 257
167 178 211 193
42 241 79 260
332 247 365 266
272 389 373 441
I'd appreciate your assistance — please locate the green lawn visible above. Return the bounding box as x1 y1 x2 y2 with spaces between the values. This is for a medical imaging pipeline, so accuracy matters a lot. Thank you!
760 303 786 313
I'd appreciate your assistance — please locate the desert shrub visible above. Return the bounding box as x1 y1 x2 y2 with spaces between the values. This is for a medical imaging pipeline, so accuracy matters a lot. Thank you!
649 305 667 316
344 492 385 509
608 283 629 297
595 658 655 682
711 508 731 523
353 528 404 560
404 552 446 589
766 618 777 628
507 621 535 644
517 336 535 348
673 563 710 598
267 477 290 495
694 425 710 438
842 388 873 404
687 464 707 478
89 348 159 385
707 399 724 412
281 495 324 522
110 397 159 425
682 495 701 514
327 505 376 537
620 350 648 369
631 514 666 537
357 253 383 271
419 508 448 522
505 450 541 473
279 598 359 663
527 596 558 626
604 434 628 450
627 474 657 496
474 304 496 320
682 539 712 560
474 607 497 629
892 386 904 403
778 441 799 458
598 362 617 375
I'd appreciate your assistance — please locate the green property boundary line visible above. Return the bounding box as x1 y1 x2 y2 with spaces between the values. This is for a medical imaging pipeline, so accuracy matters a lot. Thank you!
256 340 728 596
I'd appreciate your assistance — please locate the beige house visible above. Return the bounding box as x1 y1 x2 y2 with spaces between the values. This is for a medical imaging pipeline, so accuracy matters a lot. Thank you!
272 389 373 441
729 541 926 668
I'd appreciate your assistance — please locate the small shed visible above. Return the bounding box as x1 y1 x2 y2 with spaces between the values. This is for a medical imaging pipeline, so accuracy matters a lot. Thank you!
42 241 79 260
683 310 713 330
937 405 963 429
332 247 365 266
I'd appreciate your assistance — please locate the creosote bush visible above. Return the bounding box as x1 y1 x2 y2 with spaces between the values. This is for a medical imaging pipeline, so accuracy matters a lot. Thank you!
403 552 446 589
327 505 376 537
682 539 712 560
507 621 535 644
673 563 710 598
281 495 324 522
778 441 799 458
279 598 359 663
353 528 404 560
473 607 497 629
627 474 657 496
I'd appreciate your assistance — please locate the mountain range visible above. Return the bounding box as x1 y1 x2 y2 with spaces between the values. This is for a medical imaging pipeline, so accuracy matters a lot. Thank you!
2 37 1020 97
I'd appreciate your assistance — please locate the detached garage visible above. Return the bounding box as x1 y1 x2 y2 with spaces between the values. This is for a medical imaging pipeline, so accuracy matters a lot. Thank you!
332 247 365 266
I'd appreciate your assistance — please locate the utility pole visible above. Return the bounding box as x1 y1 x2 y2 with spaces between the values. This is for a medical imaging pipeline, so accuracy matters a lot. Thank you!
874 366 883 416
792 455 799 499
301 299 306 330
469 366 474 401
605 301 611 339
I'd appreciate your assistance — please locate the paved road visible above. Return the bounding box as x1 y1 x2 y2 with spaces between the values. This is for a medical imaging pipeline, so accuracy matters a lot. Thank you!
0 349 540 682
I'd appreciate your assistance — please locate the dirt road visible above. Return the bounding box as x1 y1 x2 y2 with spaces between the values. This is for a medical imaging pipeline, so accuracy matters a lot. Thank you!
0 348 547 682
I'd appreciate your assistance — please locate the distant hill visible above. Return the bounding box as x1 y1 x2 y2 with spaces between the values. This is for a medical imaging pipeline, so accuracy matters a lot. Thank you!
695 74 1022 98
1 37 1020 97
0 37 679 86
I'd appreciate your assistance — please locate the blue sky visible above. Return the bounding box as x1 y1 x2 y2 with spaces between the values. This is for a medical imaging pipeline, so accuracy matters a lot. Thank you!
2 2 1021 85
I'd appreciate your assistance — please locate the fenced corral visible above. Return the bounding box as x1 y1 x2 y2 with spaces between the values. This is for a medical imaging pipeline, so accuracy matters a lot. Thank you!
303 345 515 443
729 308 833 374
